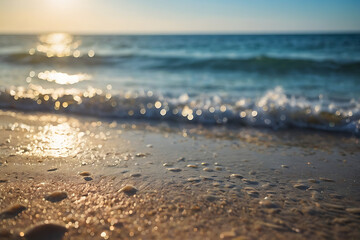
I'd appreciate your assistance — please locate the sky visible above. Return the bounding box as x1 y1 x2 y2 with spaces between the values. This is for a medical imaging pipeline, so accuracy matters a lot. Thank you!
0 0 359 34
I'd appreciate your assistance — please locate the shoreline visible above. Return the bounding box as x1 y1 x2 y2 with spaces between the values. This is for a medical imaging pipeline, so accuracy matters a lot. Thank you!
0 110 359 239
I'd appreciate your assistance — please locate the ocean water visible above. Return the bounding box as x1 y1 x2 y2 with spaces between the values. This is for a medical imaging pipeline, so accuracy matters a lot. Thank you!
0 33 359 134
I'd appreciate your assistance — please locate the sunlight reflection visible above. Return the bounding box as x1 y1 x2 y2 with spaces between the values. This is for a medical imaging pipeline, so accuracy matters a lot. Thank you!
35 33 80 57
32 123 82 157
37 70 91 85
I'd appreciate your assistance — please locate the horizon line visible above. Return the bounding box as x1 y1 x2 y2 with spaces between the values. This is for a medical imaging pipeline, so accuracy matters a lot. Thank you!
0 30 359 36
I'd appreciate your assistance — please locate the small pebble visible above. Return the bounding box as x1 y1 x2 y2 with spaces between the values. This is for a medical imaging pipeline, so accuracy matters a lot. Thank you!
177 157 185 162
135 153 147 157
203 167 214 172
220 230 236 239
186 164 198 168
0 204 26 219
281 165 289 168
201 162 209 166
146 144 153 148
215 167 223 171
25 223 67 240
167 168 182 172
230 174 243 179
130 173 141 177
163 163 173 167
259 200 279 208
45 191 68 203
79 171 91 176
119 185 138 195
187 177 201 182
200 176 213 181
84 177 93 181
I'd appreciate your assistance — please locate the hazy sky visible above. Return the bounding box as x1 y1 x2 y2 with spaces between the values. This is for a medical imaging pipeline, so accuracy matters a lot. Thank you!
0 0 359 34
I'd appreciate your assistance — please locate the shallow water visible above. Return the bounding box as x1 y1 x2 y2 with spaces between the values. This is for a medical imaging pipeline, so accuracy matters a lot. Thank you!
1 34 360 134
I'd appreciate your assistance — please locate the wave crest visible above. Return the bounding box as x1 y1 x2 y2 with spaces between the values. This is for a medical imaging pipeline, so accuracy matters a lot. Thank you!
0 85 359 134
2 52 360 75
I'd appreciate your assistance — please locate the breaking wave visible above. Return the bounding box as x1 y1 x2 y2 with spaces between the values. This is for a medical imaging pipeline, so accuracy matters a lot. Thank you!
0 85 359 134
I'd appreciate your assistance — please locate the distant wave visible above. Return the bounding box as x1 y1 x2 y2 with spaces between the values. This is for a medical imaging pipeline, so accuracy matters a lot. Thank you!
1 52 360 75
0 86 359 134
150 55 360 75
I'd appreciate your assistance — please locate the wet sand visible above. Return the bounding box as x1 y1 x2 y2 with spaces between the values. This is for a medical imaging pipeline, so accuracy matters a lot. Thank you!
0 110 360 240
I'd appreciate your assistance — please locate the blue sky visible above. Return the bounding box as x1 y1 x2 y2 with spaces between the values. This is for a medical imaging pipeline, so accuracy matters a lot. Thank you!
0 0 359 33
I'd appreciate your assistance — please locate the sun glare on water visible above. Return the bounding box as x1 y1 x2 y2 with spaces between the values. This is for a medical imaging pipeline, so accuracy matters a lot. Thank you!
26 33 95 85
28 32 96 58
37 70 91 85
34 33 79 57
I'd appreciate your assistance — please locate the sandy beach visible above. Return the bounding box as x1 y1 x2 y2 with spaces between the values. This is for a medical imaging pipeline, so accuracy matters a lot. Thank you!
1 1 360 239
0 109 359 240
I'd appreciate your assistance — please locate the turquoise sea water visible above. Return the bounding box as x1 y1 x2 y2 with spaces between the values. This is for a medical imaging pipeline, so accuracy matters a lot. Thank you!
0 33 359 133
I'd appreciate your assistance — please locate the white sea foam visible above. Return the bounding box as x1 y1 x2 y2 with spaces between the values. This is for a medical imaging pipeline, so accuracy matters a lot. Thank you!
0 85 359 134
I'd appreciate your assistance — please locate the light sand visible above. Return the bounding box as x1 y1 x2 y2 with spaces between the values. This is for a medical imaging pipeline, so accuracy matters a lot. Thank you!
0 110 360 240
